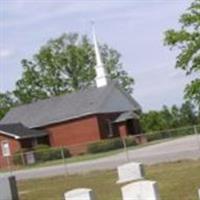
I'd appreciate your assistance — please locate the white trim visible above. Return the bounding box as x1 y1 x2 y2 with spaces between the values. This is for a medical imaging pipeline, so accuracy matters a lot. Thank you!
0 130 20 139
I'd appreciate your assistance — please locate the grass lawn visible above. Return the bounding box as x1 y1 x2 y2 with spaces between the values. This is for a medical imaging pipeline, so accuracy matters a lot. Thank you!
18 160 200 200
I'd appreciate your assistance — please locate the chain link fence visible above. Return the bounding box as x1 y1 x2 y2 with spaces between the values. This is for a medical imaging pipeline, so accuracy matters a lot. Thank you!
1 124 199 173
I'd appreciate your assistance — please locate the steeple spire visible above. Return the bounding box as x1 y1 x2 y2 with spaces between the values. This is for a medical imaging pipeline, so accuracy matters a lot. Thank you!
91 21 108 88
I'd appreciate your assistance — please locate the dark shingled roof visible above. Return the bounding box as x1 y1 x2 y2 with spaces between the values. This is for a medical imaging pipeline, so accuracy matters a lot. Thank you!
1 82 141 128
0 123 47 139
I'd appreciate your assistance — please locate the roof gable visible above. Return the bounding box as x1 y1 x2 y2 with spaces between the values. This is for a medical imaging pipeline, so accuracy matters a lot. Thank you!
98 83 141 113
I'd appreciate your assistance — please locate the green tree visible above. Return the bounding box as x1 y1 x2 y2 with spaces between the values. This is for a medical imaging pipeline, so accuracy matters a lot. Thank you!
179 101 197 125
170 105 181 128
0 92 15 119
160 105 173 129
14 33 134 104
141 102 198 132
141 111 167 132
164 0 200 108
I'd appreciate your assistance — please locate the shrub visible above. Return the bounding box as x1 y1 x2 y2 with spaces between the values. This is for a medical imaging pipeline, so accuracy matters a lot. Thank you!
146 132 162 142
124 136 137 147
34 146 71 163
13 149 28 165
87 138 122 154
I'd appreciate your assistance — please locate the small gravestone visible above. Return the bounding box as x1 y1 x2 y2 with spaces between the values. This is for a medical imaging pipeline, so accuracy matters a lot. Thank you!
0 176 19 200
117 162 144 184
121 180 160 200
64 188 96 200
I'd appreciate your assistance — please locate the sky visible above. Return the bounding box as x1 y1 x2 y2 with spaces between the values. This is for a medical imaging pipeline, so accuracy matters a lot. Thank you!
0 0 195 111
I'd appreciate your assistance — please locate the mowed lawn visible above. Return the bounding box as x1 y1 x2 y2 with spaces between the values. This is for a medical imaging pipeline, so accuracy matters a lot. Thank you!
18 160 200 200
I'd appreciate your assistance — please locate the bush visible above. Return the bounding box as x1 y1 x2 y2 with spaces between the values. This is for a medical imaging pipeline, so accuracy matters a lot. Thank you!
146 132 162 142
124 136 137 147
34 146 71 163
87 137 137 154
13 149 28 165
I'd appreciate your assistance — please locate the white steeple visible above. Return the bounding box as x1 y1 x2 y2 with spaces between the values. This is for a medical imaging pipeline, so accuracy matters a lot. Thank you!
92 22 108 88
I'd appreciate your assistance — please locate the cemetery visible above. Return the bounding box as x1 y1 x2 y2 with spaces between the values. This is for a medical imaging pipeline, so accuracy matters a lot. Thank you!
15 160 200 200
1 1 200 200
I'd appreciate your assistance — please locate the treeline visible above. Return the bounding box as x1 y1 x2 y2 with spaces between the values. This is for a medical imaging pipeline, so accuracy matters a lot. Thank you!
140 101 200 133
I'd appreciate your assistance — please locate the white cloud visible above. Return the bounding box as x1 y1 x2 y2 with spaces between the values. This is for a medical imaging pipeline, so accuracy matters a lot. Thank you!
0 0 123 28
0 49 14 59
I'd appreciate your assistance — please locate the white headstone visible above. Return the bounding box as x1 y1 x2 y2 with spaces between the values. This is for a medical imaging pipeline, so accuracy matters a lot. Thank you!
0 176 19 200
117 162 144 184
198 189 200 200
64 188 96 200
121 180 160 200
0 176 12 200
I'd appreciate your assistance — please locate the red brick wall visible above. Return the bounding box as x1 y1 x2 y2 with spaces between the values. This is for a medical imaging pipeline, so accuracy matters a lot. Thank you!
44 115 101 151
0 133 21 168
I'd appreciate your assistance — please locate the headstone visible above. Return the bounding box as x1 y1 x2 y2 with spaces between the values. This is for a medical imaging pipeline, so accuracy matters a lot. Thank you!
121 180 160 200
117 162 144 184
64 188 96 200
198 189 200 200
0 176 19 200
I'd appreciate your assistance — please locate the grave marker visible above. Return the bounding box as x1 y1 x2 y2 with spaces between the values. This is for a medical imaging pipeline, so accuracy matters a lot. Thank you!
117 162 144 184
198 189 200 200
121 180 160 200
0 176 19 200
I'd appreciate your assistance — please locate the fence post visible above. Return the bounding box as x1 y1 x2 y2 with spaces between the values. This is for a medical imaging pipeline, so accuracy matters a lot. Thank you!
61 147 68 176
121 137 130 162
20 152 25 166
6 156 13 176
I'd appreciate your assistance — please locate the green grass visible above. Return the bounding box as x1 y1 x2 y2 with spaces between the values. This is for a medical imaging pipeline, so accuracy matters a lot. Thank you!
18 160 200 200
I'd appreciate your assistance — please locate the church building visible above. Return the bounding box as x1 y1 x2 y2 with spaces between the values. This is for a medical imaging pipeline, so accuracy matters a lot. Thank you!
0 26 142 166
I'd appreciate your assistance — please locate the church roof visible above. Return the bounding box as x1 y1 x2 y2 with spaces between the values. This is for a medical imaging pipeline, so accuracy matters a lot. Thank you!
0 123 47 139
0 82 141 128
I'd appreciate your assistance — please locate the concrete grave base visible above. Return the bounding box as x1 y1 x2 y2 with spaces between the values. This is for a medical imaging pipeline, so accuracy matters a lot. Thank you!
64 188 96 200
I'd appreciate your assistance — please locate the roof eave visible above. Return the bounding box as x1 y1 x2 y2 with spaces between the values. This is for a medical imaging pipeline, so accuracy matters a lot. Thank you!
0 130 21 139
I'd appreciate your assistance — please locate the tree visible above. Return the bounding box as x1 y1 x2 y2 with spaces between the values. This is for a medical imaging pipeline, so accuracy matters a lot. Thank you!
141 101 198 132
14 33 134 104
179 101 197 125
140 111 167 132
164 0 200 108
0 92 15 119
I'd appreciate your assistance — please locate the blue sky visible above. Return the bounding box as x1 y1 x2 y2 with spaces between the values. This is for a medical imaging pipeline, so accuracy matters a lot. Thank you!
0 0 194 111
